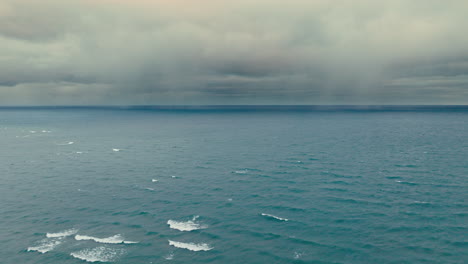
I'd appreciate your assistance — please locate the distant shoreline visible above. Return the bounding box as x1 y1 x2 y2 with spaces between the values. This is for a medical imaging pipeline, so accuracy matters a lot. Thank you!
0 105 467 112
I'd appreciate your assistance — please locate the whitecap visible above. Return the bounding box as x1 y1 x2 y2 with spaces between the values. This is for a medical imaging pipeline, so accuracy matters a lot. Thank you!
261 213 289 221
164 253 174 260
57 141 74 145
395 180 418 185
152 179 158 182
294 251 303 259
412 201 431 204
112 148 121 152
75 234 138 244
167 215 207 231
70 247 124 262
46 228 78 238
234 170 247 174
27 238 62 253
168 240 212 251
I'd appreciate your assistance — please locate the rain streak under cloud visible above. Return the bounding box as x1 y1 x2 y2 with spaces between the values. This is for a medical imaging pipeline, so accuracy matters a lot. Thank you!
1 0 468 105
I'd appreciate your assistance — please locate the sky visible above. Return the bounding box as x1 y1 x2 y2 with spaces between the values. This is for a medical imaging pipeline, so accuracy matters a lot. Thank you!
0 0 467 105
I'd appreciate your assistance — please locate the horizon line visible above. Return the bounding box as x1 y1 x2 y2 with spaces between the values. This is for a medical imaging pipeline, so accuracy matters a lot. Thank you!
1 105 468 112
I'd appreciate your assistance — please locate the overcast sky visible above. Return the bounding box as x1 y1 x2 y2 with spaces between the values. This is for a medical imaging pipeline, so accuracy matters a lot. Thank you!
1 0 467 105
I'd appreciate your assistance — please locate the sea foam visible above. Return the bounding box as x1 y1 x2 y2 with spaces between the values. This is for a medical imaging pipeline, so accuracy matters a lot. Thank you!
164 253 175 260
57 141 74 145
70 247 124 262
75 234 138 244
167 215 207 231
27 238 62 253
261 213 289 221
168 240 213 251
46 228 78 238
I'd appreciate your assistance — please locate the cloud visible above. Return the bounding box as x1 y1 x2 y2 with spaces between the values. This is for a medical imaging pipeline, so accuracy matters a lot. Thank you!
0 0 467 105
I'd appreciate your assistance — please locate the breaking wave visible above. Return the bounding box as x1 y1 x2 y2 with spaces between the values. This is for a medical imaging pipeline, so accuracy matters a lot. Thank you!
46 228 78 238
168 240 213 251
261 213 289 221
75 234 138 244
70 246 124 262
167 215 208 231
27 238 62 254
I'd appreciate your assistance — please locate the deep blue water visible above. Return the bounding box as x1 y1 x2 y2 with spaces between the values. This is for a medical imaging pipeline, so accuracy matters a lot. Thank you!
0 107 467 263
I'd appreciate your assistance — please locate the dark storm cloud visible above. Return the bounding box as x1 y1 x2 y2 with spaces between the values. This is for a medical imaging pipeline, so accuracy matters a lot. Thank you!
0 0 467 105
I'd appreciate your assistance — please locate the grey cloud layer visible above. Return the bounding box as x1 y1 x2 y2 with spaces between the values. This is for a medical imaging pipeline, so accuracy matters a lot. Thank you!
1 0 467 105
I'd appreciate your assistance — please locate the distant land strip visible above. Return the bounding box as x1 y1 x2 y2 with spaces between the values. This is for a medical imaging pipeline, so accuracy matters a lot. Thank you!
0 105 467 112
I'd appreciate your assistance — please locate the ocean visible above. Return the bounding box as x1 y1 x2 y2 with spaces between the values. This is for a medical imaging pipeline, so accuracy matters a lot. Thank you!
0 106 467 263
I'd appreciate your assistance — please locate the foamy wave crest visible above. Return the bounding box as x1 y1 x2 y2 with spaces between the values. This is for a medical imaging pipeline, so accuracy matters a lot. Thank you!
261 213 289 221
294 251 303 259
70 247 124 262
27 238 62 253
412 201 430 204
167 215 207 231
57 141 74 145
233 170 248 174
46 228 78 238
168 240 213 251
164 253 174 260
395 180 418 185
75 234 138 244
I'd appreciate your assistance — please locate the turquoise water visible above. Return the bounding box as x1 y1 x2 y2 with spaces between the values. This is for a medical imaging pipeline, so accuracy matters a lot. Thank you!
0 107 467 263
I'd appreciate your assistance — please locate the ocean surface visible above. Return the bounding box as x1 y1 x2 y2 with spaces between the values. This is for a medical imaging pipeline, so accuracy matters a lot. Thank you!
0 106 467 263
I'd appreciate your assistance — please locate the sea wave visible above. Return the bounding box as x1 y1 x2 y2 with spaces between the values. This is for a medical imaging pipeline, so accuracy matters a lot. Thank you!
56 141 74 146
75 234 138 244
70 247 124 262
167 215 207 231
395 180 419 185
46 228 78 238
294 251 303 259
168 240 213 251
164 253 175 260
261 213 289 221
27 238 62 253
